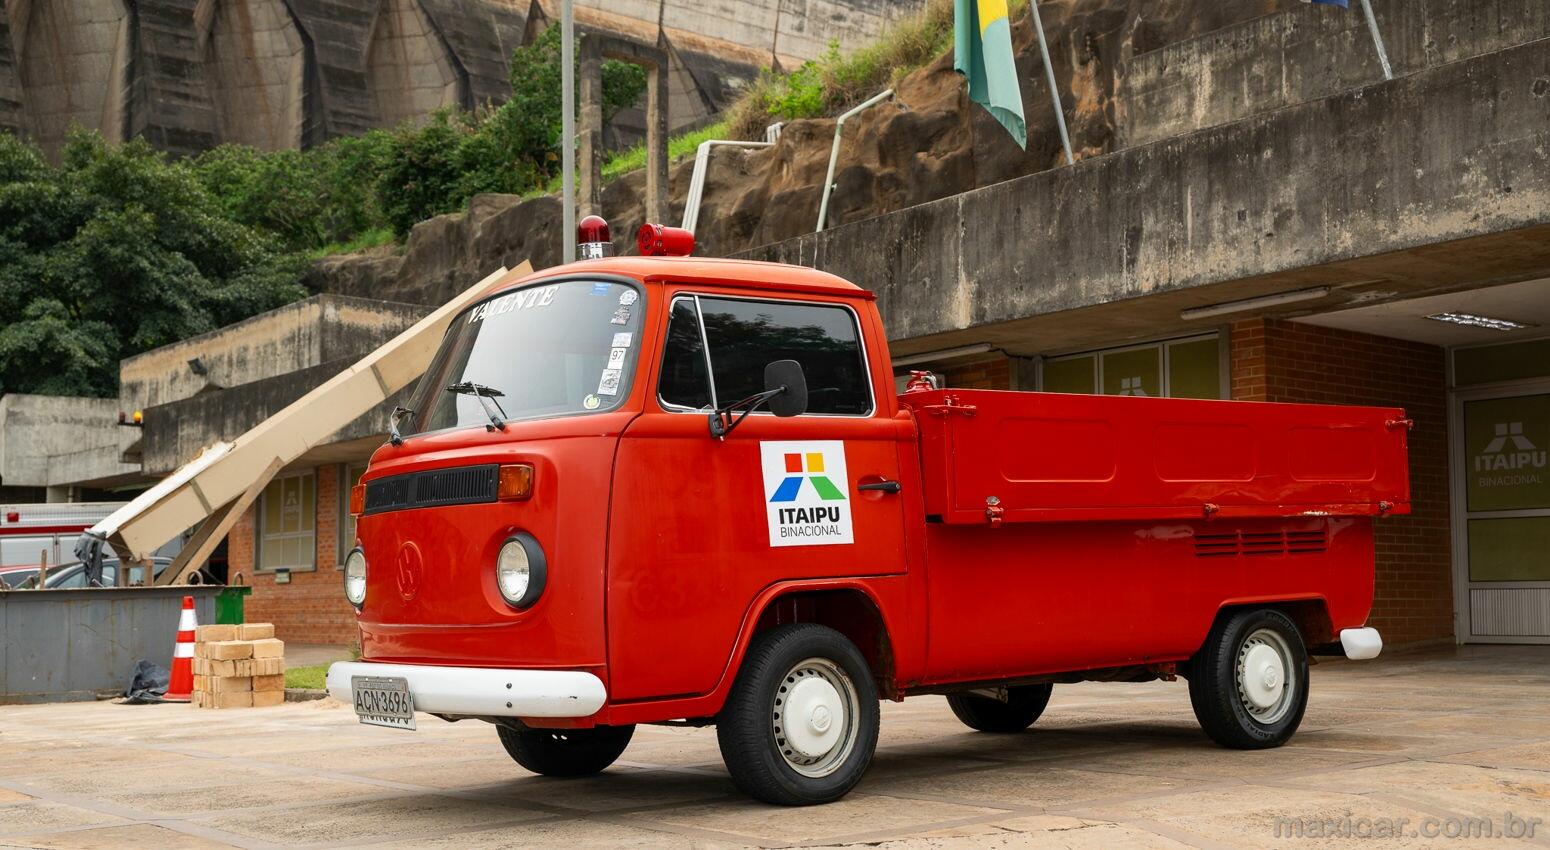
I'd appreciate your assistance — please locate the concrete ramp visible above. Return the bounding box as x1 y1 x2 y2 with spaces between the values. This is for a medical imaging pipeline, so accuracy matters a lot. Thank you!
85 263 527 570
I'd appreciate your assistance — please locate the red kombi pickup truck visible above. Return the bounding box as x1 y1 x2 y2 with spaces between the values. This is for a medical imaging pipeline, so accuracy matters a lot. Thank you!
327 241 1409 805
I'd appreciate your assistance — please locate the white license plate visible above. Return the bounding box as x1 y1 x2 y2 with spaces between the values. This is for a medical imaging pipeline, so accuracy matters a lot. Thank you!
351 675 416 730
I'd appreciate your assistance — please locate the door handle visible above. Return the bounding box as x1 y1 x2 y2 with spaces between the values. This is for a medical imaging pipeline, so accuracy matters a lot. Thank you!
858 480 902 494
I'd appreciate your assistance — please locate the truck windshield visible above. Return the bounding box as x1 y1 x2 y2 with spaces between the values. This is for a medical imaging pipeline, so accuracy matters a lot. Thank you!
407 280 644 434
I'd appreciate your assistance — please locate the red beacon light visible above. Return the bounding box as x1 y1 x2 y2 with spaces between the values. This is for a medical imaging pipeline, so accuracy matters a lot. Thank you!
637 222 695 257
577 215 612 259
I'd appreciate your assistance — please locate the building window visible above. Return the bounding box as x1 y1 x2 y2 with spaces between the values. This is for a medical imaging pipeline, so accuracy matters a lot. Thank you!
1043 334 1222 399
339 463 367 568
257 471 316 572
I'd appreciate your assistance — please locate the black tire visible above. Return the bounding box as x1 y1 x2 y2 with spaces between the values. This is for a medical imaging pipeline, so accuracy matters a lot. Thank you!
946 684 1053 733
716 624 880 806
1188 608 1309 749
496 723 634 777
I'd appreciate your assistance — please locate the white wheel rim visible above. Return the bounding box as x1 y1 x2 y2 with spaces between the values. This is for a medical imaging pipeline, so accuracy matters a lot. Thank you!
772 657 859 778
1237 627 1296 724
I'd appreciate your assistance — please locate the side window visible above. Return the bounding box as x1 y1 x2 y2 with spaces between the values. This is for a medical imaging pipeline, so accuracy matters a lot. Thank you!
659 298 713 410
700 298 870 415
657 296 871 416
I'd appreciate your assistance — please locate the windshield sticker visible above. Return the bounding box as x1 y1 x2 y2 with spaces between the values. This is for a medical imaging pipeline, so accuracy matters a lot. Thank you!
607 347 627 369
597 369 622 396
760 441 853 547
618 290 638 306
610 307 632 325
612 332 633 348
467 284 559 324
591 282 610 296
582 394 601 410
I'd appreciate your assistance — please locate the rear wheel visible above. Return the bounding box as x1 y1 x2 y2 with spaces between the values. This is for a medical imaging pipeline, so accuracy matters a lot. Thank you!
497 723 634 777
717 624 879 806
1188 608 1308 749
947 684 1053 733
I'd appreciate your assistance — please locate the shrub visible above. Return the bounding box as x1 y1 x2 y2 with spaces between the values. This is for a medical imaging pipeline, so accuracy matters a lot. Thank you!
0 132 304 397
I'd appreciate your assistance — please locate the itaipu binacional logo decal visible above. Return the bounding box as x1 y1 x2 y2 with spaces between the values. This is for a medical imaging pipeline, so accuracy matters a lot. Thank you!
760 441 853 547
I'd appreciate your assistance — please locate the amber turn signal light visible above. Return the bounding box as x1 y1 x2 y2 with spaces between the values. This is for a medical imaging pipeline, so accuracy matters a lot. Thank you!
350 483 366 517
498 464 535 501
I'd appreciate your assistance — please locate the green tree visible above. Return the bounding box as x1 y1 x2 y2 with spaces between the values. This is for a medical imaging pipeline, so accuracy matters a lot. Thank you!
375 25 648 237
190 130 396 252
0 132 305 397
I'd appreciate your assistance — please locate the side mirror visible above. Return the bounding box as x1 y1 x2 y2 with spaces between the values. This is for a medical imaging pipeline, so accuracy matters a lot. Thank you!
765 360 808 418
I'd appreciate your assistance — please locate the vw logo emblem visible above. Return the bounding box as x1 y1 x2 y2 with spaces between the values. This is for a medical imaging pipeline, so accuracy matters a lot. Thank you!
396 542 422 601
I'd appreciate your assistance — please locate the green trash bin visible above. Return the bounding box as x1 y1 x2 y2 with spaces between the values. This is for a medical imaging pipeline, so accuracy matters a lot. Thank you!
215 585 252 625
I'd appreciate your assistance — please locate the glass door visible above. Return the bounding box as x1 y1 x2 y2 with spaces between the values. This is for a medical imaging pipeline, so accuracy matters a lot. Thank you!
1452 384 1550 643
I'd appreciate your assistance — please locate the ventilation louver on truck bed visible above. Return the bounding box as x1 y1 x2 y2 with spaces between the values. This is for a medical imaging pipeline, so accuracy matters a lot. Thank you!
364 465 499 515
1193 529 1328 558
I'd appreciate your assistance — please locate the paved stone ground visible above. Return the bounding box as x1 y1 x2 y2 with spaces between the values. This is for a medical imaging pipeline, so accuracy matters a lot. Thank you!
1 646 1546 849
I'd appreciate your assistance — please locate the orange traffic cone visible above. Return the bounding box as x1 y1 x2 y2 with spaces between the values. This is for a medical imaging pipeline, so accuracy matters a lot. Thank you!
164 595 196 703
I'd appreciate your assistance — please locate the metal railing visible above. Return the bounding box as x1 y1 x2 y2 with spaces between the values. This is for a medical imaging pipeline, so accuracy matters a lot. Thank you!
816 89 894 233
680 124 785 234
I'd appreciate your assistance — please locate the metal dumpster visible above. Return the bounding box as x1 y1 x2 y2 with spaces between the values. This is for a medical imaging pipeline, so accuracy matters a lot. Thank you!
0 586 224 703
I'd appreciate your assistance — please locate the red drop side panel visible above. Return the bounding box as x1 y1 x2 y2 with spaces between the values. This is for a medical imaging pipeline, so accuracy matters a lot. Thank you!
902 390 1411 525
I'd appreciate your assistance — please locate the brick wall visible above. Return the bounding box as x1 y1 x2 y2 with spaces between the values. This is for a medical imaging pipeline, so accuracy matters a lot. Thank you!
1231 319 1454 645
230 464 361 647
940 357 1011 390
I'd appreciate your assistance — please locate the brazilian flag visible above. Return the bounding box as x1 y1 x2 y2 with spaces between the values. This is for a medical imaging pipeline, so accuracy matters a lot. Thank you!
954 0 1027 149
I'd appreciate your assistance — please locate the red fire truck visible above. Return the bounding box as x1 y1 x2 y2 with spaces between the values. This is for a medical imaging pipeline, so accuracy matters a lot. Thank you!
327 224 1408 805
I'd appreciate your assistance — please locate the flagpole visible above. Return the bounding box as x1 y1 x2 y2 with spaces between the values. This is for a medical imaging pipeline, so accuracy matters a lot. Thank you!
1029 0 1073 166
561 0 577 262
1356 0 1393 80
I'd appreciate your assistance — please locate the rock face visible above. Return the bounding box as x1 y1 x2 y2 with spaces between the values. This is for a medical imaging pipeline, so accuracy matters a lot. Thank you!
306 0 1294 304
0 0 921 159
309 0 1545 306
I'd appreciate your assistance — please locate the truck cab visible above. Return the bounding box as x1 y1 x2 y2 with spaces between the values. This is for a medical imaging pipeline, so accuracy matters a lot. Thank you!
328 241 1407 805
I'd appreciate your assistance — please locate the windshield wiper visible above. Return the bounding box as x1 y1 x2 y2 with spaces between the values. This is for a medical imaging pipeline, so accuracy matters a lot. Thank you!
446 381 509 432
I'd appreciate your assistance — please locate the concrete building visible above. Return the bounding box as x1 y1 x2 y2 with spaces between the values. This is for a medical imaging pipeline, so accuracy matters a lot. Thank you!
740 5 1550 646
0 395 141 502
0 0 921 158
120 295 432 643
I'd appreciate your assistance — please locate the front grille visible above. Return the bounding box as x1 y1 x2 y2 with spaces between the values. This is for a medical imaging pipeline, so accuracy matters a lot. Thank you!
364 465 499 515
1193 528 1328 558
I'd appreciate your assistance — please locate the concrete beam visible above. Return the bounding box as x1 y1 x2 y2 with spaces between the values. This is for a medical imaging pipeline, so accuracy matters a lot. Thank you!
738 36 1550 355
578 32 668 222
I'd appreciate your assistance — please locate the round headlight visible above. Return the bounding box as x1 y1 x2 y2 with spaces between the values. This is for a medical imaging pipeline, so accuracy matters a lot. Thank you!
344 547 367 607
496 534 546 609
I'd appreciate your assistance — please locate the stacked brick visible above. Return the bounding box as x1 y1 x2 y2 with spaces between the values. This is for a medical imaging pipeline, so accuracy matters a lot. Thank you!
192 623 287 708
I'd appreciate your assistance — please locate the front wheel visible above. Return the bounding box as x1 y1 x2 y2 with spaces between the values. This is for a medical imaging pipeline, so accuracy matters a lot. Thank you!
947 684 1053 733
1188 608 1309 749
716 624 880 806
497 723 634 777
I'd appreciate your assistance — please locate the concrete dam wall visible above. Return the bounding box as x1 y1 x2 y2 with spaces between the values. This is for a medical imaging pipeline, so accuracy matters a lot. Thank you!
0 0 920 158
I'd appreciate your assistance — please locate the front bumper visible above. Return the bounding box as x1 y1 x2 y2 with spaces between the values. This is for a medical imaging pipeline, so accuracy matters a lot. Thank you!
326 661 607 718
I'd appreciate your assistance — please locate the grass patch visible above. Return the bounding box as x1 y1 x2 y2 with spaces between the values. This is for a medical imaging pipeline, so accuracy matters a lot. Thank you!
284 663 329 690
725 0 1029 139
535 121 733 195
601 121 730 181
303 227 396 260
726 0 960 137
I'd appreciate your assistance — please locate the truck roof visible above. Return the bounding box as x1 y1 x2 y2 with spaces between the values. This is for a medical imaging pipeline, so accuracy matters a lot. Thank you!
485 257 873 301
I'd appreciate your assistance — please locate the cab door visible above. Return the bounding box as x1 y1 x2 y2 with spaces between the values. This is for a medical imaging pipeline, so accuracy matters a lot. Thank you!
607 290 908 701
